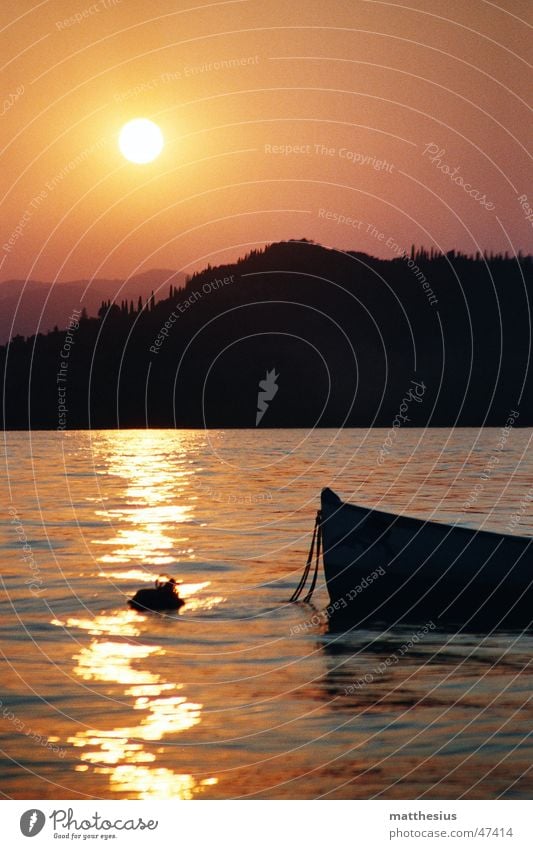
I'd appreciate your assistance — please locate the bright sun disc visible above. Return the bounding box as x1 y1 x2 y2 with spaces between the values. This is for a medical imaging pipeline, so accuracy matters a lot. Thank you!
119 119 164 164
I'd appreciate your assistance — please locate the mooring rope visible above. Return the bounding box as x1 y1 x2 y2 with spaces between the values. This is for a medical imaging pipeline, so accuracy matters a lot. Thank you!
290 510 322 603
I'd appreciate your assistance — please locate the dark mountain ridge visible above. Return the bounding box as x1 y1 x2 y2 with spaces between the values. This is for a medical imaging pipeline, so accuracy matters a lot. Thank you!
1 240 531 428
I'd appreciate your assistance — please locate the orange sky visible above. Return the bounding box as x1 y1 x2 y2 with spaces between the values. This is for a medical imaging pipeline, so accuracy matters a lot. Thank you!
1 0 531 283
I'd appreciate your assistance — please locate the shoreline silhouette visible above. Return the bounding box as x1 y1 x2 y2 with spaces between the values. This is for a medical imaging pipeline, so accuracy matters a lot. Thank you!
2 240 531 429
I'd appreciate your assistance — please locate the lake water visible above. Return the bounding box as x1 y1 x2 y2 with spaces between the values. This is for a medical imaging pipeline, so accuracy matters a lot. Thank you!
1 428 532 800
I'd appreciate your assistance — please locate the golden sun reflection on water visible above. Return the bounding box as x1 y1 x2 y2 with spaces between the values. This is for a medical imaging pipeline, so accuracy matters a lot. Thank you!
104 766 217 799
91 432 194 567
93 526 177 566
52 609 145 638
54 606 217 797
52 435 220 797
73 640 163 685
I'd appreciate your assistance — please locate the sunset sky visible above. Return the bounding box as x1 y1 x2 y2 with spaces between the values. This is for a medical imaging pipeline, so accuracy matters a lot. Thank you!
1 0 531 283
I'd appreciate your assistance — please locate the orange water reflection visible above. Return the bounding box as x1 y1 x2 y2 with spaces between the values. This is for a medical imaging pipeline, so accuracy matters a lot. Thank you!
105 766 217 799
53 610 217 799
54 433 219 798
90 433 225 609
91 432 195 567
51 610 144 638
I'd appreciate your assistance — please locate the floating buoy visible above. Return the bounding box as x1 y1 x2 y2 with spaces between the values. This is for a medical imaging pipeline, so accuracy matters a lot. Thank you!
128 576 185 612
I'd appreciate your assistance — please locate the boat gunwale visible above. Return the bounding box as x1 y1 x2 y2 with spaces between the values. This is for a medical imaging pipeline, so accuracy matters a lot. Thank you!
320 487 532 545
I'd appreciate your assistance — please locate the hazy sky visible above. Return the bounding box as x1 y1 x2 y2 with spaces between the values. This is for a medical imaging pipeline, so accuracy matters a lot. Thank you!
1 0 531 282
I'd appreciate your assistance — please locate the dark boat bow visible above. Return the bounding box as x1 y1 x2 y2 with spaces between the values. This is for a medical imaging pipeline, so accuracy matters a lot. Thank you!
320 488 532 629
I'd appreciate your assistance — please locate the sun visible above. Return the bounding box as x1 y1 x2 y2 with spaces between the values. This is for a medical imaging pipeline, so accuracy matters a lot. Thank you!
119 118 164 164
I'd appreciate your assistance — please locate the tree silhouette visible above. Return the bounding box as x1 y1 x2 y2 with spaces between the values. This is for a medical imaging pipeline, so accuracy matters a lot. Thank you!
1 241 531 429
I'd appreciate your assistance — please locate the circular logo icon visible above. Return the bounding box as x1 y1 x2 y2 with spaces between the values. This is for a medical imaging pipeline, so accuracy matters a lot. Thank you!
20 809 46 837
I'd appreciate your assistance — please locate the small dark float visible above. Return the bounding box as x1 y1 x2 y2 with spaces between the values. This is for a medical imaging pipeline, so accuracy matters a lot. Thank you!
128 576 185 612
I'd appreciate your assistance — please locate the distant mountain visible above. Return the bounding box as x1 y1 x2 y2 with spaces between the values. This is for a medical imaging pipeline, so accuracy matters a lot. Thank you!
0 269 187 343
1 241 532 428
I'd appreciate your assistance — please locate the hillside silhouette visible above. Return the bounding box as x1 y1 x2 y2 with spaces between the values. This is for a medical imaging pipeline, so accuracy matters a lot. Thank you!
0 269 187 344
1 240 531 429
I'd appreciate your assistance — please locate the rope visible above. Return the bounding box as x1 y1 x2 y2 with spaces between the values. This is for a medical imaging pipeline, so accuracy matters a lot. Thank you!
303 511 322 603
290 510 322 603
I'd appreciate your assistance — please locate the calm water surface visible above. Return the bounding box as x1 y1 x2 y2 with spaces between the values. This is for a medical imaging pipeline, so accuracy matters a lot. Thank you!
1 428 532 800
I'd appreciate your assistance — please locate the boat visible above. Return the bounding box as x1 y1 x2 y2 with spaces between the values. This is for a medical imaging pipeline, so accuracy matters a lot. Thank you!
128 576 185 612
311 488 532 629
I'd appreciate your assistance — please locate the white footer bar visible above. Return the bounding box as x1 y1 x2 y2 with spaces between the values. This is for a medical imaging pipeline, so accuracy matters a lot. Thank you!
4 800 532 848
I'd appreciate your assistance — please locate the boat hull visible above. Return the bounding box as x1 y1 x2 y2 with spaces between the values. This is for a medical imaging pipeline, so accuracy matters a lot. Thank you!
321 488 532 629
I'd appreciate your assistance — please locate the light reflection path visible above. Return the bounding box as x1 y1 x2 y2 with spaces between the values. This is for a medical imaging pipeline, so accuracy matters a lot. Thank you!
53 434 221 798
52 610 217 799
91 431 195 567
